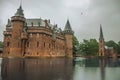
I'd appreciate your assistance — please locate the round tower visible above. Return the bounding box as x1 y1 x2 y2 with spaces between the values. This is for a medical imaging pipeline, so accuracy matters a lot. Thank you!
10 5 26 57
63 19 74 57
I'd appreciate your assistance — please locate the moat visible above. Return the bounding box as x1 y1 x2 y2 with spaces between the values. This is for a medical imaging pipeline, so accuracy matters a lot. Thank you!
0 57 120 80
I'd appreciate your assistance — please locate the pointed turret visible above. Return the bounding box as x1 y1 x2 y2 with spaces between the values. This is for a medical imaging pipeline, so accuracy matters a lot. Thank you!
11 4 25 22
99 24 105 57
9 4 26 57
63 19 74 57
63 19 74 34
100 24 104 39
6 19 11 27
15 5 24 17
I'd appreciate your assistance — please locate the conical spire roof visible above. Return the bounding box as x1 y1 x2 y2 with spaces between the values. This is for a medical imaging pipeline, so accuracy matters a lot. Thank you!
6 19 11 27
64 19 72 31
100 24 104 39
63 19 74 34
15 5 24 17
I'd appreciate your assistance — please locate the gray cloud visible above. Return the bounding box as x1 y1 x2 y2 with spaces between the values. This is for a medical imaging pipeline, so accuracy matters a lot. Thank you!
0 0 120 42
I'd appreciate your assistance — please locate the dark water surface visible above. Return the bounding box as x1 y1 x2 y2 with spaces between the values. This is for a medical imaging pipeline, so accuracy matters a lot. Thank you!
0 58 120 80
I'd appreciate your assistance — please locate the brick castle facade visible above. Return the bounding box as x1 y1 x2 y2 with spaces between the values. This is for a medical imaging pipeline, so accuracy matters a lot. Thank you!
3 5 74 57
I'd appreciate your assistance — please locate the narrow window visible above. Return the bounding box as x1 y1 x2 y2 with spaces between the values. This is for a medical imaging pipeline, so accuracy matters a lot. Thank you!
31 22 33 26
37 52 39 55
27 42 29 47
44 42 45 48
37 41 39 47
7 42 10 47
38 22 40 26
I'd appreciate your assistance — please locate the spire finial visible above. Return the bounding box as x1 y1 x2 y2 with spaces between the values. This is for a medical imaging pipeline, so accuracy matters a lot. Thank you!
100 24 104 39
14 0 24 17
20 0 22 6
67 17 69 20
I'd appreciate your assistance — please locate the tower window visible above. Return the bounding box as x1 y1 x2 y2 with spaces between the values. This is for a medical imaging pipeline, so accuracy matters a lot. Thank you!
44 42 45 48
7 42 10 47
37 41 39 47
27 42 29 47
31 22 33 26
37 52 39 55
38 22 40 26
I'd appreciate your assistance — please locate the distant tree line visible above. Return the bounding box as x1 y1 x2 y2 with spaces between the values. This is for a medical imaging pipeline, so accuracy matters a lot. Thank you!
73 36 120 56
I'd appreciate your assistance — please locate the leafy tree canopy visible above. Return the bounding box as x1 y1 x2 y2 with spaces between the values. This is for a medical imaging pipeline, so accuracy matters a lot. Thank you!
73 35 79 54
105 40 119 53
78 39 99 56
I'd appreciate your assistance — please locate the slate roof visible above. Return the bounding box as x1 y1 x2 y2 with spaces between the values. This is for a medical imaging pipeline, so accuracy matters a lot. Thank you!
6 19 11 27
15 5 24 17
64 19 72 31
63 19 74 34
6 5 64 34
100 24 104 39
26 18 45 26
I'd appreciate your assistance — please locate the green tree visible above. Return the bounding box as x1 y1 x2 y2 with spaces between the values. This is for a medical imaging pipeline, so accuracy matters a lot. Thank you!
73 35 79 54
117 41 120 54
0 41 3 48
105 40 119 53
79 39 98 56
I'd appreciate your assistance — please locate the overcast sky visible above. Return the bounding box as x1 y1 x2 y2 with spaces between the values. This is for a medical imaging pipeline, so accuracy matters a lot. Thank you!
0 0 120 42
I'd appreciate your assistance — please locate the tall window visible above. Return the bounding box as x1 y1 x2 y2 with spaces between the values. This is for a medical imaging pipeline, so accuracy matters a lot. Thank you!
31 22 33 26
37 41 39 47
27 42 29 47
44 42 45 48
37 52 39 55
7 42 10 47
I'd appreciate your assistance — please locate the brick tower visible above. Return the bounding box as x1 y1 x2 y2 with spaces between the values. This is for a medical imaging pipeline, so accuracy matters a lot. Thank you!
63 19 74 57
99 24 105 57
9 5 25 57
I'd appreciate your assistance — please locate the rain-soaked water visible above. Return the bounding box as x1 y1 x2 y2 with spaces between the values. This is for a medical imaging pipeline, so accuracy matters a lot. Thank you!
0 57 120 80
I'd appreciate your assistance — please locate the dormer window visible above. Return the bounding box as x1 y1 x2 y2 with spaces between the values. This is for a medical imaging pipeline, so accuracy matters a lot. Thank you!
38 22 40 26
31 22 33 26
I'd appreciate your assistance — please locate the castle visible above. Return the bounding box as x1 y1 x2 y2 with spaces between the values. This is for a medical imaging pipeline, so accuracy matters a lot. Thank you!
3 5 74 57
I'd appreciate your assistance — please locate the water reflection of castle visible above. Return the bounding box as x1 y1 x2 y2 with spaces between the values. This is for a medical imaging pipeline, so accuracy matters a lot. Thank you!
1 58 120 80
1 58 73 80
